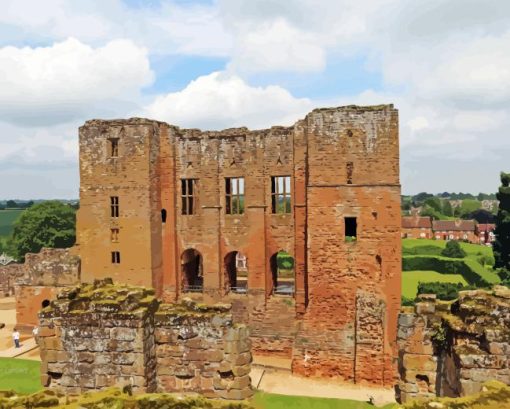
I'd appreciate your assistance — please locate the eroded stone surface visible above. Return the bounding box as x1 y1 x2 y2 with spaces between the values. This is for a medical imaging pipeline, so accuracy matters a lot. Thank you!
397 288 510 402
38 280 253 399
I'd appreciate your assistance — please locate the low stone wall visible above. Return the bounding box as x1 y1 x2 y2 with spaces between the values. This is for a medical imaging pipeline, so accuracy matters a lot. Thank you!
38 279 253 400
397 287 510 402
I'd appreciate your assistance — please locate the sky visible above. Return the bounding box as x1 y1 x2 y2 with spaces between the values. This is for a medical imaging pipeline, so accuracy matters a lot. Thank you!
0 0 509 199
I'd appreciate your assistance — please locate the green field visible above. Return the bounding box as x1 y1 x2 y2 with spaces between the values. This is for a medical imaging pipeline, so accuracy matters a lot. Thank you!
402 271 468 299
0 358 42 394
401 238 500 299
0 209 23 237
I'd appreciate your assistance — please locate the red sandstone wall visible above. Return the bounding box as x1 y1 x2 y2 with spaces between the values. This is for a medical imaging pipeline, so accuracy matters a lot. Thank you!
15 286 60 330
77 120 164 288
292 106 401 386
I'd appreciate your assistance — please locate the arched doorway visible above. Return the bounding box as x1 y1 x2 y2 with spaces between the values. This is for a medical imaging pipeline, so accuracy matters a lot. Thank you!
270 250 295 296
224 251 248 294
181 249 203 293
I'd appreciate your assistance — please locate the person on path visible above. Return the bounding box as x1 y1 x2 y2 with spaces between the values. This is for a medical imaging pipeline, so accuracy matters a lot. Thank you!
12 328 20 348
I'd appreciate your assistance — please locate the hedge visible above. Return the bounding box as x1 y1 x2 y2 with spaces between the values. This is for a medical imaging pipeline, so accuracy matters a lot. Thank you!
402 245 443 256
402 255 500 287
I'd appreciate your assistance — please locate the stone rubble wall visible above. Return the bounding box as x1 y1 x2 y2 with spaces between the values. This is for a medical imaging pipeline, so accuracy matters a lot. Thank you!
0 248 80 329
38 279 253 400
397 287 510 403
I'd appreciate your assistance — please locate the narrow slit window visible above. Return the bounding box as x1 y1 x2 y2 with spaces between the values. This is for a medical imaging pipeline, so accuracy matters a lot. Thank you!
181 179 197 215
271 176 291 214
111 251 120 264
110 196 119 218
345 217 357 241
110 228 119 242
346 162 354 184
225 177 245 215
109 138 119 158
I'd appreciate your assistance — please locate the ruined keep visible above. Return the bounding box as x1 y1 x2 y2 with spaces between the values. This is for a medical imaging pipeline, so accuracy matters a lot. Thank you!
38 279 253 399
75 104 401 385
397 287 510 402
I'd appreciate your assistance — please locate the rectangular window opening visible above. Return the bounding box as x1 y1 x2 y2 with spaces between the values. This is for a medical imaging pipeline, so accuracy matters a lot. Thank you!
345 217 357 242
109 138 119 158
271 176 291 214
110 196 119 218
111 251 120 264
181 179 198 215
226 177 245 215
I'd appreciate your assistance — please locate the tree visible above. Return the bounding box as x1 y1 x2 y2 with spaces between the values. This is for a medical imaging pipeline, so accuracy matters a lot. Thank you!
424 197 442 212
468 209 495 224
413 192 434 206
11 201 76 261
442 200 454 217
441 240 466 258
6 200 17 208
494 172 510 283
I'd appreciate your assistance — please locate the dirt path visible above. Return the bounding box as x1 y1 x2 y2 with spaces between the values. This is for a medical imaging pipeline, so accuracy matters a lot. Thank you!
256 368 396 406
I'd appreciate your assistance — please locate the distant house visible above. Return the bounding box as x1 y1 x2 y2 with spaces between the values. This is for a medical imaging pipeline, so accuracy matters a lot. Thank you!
402 216 433 239
478 223 496 245
432 220 478 243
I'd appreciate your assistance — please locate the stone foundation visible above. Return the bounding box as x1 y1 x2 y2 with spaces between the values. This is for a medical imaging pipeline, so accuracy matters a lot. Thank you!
397 287 510 402
38 279 253 400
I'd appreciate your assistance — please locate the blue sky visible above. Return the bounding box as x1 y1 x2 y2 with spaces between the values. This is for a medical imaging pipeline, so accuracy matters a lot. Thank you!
0 0 509 199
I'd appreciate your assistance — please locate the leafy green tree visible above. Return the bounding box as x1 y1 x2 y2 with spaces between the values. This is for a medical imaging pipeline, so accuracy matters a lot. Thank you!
425 197 442 212
413 192 434 206
441 240 466 258
494 172 510 282
442 200 453 217
6 200 17 208
11 201 76 261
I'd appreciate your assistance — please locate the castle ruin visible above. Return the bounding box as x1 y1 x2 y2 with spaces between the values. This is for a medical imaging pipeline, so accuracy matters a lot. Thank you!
74 104 401 386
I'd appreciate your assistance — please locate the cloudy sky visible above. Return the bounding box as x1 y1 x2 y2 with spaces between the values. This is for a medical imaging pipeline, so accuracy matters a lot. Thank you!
0 0 509 199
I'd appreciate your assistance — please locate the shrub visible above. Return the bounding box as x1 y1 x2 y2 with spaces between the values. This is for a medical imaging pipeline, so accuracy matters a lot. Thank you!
401 296 415 306
402 255 497 286
441 240 467 258
417 281 476 300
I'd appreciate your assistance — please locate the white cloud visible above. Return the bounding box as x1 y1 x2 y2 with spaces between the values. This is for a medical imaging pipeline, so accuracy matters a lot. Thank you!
0 0 232 57
145 71 312 130
0 38 153 125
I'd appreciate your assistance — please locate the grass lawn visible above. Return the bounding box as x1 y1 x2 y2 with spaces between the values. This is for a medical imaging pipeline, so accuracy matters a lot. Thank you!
253 391 397 409
402 271 468 299
402 238 493 259
0 209 23 238
0 358 42 394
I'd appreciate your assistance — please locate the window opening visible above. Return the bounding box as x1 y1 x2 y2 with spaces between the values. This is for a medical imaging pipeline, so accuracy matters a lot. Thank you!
111 251 121 264
108 138 119 157
271 176 291 213
226 177 245 214
345 217 357 242
270 251 295 296
110 196 119 218
181 179 197 215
